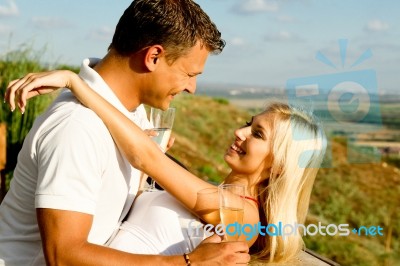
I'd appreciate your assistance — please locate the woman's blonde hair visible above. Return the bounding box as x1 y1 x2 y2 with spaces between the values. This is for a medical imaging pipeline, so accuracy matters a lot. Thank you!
252 102 327 262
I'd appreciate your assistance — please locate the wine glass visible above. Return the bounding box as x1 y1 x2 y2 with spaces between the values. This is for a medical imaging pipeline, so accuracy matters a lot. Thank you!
218 184 245 241
146 107 175 191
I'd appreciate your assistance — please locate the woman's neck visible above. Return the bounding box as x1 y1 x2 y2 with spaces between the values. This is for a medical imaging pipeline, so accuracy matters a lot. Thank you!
224 172 259 198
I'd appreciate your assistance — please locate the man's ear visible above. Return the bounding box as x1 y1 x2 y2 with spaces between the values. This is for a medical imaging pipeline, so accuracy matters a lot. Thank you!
144 45 164 71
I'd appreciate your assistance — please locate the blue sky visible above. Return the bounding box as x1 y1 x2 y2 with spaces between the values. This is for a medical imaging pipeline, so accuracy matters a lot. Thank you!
0 0 399 92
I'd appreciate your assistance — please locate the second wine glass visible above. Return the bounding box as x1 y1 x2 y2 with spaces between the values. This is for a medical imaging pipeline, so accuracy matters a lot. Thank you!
218 184 245 241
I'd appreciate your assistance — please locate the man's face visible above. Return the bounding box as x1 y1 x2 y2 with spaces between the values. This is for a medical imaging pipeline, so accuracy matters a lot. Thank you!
142 41 209 110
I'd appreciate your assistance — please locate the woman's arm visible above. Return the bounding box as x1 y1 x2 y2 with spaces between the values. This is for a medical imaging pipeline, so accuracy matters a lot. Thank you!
6 71 260 245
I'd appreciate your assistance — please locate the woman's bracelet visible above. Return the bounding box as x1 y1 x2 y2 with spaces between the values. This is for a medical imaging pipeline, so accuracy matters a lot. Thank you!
183 253 191 266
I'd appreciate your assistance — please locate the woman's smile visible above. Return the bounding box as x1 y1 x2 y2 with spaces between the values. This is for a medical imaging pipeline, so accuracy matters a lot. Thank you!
230 143 246 155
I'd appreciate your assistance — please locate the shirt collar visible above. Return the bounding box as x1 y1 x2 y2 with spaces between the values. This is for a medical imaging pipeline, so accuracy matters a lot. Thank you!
78 58 137 121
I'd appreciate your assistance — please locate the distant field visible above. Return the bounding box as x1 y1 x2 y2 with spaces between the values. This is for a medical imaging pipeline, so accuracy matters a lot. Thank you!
229 98 282 113
229 97 400 129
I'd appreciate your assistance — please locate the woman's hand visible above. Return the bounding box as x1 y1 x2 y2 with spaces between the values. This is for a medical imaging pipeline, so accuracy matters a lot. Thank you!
5 70 78 113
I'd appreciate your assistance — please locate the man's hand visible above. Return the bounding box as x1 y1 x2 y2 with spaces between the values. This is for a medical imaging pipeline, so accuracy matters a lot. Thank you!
188 234 250 265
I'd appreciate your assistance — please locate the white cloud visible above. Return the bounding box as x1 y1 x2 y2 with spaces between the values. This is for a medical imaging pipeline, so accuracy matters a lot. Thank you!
87 26 114 41
232 0 278 15
276 15 295 23
230 37 246 47
0 0 18 17
0 23 12 34
31 17 72 29
265 30 300 42
365 19 389 32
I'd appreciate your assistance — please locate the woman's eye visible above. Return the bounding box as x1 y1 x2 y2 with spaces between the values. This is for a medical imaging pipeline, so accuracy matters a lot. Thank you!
252 130 263 139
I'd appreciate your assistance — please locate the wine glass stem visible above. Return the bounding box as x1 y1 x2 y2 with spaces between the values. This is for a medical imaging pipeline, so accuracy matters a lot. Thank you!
150 179 156 190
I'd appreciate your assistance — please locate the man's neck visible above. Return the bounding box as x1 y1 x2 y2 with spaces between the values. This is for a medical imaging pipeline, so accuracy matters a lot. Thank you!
93 52 141 112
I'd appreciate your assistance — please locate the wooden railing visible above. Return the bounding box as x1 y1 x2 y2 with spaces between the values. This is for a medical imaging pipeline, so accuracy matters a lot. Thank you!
250 249 340 265
305 249 341 266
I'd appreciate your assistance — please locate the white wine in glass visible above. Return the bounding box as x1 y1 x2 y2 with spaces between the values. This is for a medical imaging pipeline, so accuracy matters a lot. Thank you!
146 107 175 191
220 206 244 241
151 128 172 152
218 184 245 241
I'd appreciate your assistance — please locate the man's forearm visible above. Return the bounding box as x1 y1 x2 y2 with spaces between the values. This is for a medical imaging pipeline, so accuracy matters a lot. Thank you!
37 208 186 266
46 242 186 266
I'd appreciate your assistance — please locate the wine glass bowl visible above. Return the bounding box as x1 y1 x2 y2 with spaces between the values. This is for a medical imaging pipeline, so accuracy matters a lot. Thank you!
149 107 175 152
144 107 176 191
218 184 245 241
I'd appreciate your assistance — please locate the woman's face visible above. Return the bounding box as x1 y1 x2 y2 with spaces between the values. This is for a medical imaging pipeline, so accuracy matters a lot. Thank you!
224 112 274 177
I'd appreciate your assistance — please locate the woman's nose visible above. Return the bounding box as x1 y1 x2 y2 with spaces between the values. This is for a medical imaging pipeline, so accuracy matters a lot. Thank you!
234 127 250 141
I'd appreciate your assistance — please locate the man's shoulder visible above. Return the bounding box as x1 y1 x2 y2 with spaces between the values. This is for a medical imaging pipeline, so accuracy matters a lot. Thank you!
49 91 107 129
33 92 112 145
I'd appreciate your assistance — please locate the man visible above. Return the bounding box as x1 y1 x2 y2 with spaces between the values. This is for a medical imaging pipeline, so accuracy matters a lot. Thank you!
0 0 250 265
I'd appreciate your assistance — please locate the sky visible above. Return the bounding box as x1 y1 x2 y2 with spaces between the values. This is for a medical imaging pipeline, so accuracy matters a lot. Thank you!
0 0 399 92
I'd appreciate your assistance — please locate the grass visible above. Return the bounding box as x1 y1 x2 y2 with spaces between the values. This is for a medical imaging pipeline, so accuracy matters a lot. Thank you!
0 48 78 190
304 140 400 266
0 47 55 187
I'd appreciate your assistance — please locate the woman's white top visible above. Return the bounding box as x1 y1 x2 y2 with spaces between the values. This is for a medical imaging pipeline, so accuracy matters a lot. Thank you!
108 191 205 255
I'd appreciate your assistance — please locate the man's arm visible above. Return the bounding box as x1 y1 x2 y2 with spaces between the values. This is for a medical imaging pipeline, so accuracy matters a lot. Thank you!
37 208 250 266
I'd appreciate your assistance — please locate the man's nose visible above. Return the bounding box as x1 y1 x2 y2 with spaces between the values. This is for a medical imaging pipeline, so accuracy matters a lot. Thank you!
185 77 197 94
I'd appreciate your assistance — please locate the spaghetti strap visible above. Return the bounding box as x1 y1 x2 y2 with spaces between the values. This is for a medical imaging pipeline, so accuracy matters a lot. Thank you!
242 195 259 207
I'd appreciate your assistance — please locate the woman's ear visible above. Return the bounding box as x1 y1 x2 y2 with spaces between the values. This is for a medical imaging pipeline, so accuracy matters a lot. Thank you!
144 45 164 71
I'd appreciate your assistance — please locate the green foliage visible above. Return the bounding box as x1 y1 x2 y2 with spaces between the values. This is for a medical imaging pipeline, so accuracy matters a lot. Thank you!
56 64 80 73
0 47 57 188
308 141 400 266
197 165 221 183
213 97 229 105
381 104 400 129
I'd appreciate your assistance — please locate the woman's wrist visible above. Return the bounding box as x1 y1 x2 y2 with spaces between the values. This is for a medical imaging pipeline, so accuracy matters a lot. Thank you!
68 70 82 93
183 253 191 265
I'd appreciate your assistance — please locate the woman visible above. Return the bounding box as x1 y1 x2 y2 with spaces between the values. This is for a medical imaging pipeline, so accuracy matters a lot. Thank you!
5 70 327 262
